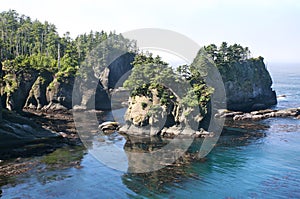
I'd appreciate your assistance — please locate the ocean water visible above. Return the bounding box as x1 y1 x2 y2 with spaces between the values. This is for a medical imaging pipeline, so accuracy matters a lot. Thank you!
268 63 300 109
1 63 300 199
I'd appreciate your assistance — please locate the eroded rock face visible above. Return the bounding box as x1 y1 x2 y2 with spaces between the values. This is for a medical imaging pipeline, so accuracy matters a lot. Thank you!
4 69 39 112
77 78 111 110
25 71 53 109
1 52 135 112
46 76 75 109
120 88 204 137
121 89 178 136
220 58 277 112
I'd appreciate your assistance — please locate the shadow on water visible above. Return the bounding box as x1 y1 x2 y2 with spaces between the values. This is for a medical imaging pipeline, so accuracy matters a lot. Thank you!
120 119 271 197
122 136 203 196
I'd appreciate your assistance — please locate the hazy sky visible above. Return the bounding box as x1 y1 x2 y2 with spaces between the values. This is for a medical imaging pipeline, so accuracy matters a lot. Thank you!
1 0 300 63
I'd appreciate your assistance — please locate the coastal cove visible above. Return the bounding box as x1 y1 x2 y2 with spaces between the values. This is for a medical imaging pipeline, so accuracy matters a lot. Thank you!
1 63 300 198
0 10 300 199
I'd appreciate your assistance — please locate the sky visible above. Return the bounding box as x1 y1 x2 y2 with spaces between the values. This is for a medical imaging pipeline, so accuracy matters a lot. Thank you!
1 0 300 64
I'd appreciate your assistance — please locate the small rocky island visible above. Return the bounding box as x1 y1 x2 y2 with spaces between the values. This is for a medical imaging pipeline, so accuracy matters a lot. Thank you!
120 43 279 137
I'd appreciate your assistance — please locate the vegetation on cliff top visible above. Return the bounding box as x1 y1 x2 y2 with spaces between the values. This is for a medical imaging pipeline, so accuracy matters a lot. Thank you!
0 9 274 114
123 53 214 116
124 42 271 117
0 10 136 112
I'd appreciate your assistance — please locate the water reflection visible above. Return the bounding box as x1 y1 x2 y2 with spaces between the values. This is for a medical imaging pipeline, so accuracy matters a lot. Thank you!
120 120 271 196
0 118 279 198
124 135 200 173
122 136 203 196
67 107 273 197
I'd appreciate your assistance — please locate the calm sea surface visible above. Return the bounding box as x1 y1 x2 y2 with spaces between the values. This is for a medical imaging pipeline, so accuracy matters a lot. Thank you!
1 63 300 199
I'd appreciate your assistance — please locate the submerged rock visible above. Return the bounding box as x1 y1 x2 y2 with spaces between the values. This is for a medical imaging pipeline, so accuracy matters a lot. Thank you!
277 94 287 98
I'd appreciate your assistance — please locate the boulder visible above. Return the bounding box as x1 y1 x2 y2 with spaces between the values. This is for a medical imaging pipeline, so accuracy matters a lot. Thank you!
193 128 214 138
98 121 119 132
42 102 68 112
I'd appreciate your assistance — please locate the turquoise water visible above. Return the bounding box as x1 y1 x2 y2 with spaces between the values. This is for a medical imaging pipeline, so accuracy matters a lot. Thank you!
1 63 300 198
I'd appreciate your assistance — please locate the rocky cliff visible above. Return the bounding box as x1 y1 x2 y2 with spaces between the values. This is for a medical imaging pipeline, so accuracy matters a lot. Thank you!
25 71 53 109
1 68 39 112
1 52 135 112
219 57 277 112
199 43 277 112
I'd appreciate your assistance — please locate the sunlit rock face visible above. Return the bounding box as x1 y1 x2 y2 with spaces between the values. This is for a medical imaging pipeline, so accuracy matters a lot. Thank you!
25 71 53 110
121 88 179 136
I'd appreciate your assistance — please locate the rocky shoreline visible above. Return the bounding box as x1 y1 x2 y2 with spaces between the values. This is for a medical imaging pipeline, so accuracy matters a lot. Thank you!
0 108 81 161
1 105 299 178
2 105 299 161
0 108 85 179
215 108 300 121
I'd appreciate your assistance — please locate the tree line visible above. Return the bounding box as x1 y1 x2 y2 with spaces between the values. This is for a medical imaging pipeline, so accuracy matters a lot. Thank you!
204 42 251 66
0 10 135 79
